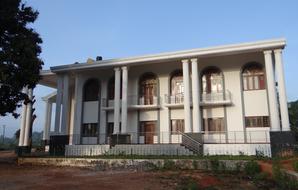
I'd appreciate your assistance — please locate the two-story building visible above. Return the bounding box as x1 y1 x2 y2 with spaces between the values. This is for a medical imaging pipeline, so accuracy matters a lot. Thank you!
18 38 292 156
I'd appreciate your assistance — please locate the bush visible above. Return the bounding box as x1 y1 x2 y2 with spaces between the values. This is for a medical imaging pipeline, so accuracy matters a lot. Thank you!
273 160 298 189
293 160 298 172
244 160 260 177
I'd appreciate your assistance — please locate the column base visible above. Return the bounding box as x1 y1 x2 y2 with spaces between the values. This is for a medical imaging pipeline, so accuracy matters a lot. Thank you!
15 146 31 156
110 134 131 146
270 131 295 157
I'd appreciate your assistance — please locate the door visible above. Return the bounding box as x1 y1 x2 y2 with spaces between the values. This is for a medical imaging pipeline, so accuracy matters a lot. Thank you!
144 84 154 105
140 121 156 144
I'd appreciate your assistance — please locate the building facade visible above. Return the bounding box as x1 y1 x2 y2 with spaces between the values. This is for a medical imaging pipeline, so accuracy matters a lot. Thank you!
18 39 291 156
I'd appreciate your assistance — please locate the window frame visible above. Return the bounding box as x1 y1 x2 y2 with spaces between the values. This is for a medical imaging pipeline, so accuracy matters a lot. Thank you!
170 119 185 134
242 63 266 91
245 116 270 128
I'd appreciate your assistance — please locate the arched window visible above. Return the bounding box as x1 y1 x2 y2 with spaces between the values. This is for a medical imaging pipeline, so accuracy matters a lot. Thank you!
242 63 265 90
108 77 115 100
83 79 99 101
201 67 223 94
107 76 122 100
139 73 157 105
170 70 183 95
170 70 183 103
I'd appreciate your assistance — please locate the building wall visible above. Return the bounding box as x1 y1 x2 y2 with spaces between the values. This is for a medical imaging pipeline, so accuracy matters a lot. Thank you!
69 52 270 144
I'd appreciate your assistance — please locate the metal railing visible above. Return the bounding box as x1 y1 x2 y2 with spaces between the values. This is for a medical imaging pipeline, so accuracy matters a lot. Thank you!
178 131 202 154
164 94 184 104
201 90 231 104
101 95 159 108
203 130 270 144
53 130 270 146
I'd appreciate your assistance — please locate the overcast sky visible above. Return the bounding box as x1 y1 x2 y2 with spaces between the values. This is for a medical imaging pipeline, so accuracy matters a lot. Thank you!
1 0 298 137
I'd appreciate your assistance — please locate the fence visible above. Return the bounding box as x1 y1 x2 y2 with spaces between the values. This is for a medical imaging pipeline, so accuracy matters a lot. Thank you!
67 130 270 145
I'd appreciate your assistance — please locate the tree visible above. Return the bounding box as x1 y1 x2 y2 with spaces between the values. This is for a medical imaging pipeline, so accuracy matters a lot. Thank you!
288 100 298 142
0 0 43 117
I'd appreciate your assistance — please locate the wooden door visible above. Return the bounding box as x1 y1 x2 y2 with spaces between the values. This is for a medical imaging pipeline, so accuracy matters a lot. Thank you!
141 121 156 144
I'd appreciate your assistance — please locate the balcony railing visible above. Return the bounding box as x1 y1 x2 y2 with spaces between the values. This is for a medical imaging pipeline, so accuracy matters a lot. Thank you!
101 95 159 110
201 90 232 105
164 90 232 107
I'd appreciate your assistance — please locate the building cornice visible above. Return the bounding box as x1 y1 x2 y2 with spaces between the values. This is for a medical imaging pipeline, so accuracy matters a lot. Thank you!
50 38 286 73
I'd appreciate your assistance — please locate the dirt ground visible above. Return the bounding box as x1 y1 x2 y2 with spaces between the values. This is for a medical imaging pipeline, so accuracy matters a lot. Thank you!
0 151 265 190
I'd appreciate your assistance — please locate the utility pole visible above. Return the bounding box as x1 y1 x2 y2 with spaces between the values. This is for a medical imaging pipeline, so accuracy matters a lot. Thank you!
2 125 5 144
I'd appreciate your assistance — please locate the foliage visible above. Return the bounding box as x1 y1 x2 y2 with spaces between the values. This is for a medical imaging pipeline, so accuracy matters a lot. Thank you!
289 100 298 142
293 160 298 172
0 0 43 117
163 159 176 170
244 160 260 176
272 160 298 189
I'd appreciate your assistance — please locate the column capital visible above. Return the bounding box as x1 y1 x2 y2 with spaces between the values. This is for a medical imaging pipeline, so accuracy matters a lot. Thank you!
263 50 272 55
181 59 189 64
274 49 283 54
114 67 120 72
190 58 198 63
121 66 128 70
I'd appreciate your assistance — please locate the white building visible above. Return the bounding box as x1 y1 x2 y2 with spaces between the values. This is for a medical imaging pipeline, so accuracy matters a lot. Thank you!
18 38 291 156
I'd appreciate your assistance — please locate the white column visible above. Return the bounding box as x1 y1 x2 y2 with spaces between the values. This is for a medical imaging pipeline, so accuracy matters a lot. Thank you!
42 100 52 141
54 75 63 133
121 66 128 133
182 59 192 133
274 49 290 131
264 50 280 131
191 58 201 133
61 74 70 135
73 74 83 144
23 88 33 146
113 67 121 134
19 87 28 146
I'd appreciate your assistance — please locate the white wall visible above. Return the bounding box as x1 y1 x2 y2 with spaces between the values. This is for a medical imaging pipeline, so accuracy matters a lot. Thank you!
243 90 269 116
71 52 269 145
82 101 99 123
204 143 271 157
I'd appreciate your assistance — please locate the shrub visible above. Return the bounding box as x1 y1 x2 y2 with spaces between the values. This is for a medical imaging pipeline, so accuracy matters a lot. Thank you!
244 160 260 177
273 160 298 189
293 160 298 172
163 159 176 170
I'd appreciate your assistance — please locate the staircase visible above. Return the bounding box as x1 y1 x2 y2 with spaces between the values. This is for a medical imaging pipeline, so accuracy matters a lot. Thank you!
179 132 203 155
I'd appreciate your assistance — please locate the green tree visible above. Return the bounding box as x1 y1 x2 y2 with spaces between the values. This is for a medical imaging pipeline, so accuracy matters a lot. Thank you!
0 0 43 117
288 100 298 141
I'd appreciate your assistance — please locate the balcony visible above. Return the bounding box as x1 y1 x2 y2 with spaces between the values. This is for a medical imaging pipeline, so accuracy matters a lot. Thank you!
101 95 160 111
200 90 232 106
164 90 232 108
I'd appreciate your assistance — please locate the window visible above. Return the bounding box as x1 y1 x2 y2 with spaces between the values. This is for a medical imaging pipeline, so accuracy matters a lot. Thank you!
242 63 265 91
171 119 184 134
170 70 184 103
82 123 98 137
203 118 224 132
201 67 223 94
83 79 99 101
139 73 157 105
245 116 270 128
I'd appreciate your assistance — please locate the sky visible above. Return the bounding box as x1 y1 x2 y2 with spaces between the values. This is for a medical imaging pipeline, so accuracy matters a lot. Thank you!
1 0 298 137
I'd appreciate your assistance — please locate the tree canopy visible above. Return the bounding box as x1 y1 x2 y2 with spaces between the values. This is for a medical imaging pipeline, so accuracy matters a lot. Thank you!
289 100 298 141
0 0 43 117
